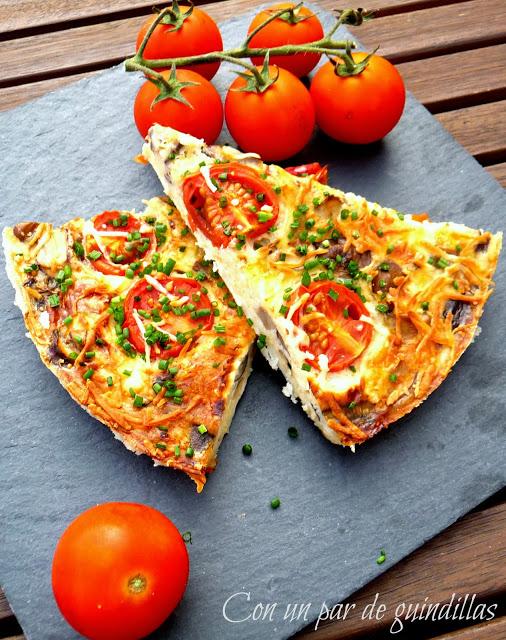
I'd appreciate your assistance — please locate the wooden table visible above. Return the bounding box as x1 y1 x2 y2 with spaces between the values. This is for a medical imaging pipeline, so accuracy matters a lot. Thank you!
0 1 505 638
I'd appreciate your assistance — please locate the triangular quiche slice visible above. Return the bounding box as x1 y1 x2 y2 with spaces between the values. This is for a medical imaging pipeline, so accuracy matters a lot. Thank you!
3 197 255 490
143 125 502 447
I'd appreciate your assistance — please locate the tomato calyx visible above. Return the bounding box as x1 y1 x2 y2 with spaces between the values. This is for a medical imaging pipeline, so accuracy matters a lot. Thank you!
331 45 379 78
291 282 373 372
274 6 313 25
233 55 279 94
157 1 193 31
147 65 199 109
183 163 279 247
128 574 148 595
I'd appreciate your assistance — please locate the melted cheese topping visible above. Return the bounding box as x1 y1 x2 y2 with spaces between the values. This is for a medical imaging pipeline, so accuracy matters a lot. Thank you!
143 125 502 447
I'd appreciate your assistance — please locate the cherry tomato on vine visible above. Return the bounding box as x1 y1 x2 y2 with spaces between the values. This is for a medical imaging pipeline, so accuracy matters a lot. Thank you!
247 2 324 77
225 66 315 161
136 5 223 80
183 163 279 247
134 69 223 142
291 282 372 372
52 503 189 640
310 53 406 144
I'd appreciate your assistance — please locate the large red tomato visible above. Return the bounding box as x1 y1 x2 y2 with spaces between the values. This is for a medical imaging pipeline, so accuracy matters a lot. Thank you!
134 69 223 142
136 6 223 80
248 2 324 77
225 66 315 161
310 53 406 144
52 503 189 640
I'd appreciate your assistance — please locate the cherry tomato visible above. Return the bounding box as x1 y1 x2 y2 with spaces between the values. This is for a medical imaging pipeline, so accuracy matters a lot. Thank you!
291 282 372 371
123 275 214 358
86 211 155 276
52 503 189 640
183 163 279 247
134 69 223 143
136 6 223 80
285 162 328 183
310 53 406 144
248 3 324 77
225 66 315 161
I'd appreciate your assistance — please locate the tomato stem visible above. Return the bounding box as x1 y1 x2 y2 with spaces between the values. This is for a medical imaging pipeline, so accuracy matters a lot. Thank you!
124 4 375 93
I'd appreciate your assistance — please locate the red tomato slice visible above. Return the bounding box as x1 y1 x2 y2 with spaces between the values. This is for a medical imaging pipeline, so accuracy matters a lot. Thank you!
291 282 372 372
285 162 328 184
182 163 279 247
87 211 155 276
123 276 213 359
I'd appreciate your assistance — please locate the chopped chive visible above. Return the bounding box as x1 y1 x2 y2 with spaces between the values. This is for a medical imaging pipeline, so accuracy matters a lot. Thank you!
288 427 298 439
83 368 94 380
63 316 73 326
257 334 266 349
343 308 350 318
376 549 386 565
87 250 102 261
133 395 144 408
153 382 162 394
85 351 95 359
242 443 252 455
48 294 60 308
302 363 311 372
421 301 430 311
389 373 398 383
301 270 311 286
328 288 339 302
198 424 208 435
213 337 226 347
155 442 167 451
376 303 389 314
185 446 194 458
106 376 113 387
270 497 281 510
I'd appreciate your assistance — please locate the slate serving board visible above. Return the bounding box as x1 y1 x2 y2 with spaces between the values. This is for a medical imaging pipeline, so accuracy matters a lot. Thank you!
0 5 505 640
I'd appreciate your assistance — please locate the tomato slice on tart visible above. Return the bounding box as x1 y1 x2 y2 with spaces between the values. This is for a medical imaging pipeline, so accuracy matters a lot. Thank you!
87 211 155 275
183 163 279 247
285 162 328 184
291 282 372 372
123 275 214 359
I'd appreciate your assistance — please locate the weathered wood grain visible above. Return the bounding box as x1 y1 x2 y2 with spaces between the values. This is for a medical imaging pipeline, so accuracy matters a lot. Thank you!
397 44 506 112
2 0 505 86
487 162 506 187
295 503 506 639
436 100 506 164
0 0 473 36
432 616 506 639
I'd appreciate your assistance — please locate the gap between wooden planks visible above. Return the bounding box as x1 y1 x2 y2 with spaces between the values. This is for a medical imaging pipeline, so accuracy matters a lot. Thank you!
1 502 505 639
294 502 506 639
1 0 506 86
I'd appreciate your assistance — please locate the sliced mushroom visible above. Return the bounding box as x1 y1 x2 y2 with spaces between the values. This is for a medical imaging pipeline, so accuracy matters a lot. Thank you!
13 222 39 242
372 261 403 293
443 300 472 330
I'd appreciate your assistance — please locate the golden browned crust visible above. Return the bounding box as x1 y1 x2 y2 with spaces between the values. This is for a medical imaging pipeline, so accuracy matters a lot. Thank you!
3 197 255 490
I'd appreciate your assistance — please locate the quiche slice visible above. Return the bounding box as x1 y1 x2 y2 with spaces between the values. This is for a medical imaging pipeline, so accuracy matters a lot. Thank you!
3 196 255 490
143 125 502 447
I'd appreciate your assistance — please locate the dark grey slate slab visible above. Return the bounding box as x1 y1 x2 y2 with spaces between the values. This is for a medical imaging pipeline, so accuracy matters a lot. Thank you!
0 5 504 640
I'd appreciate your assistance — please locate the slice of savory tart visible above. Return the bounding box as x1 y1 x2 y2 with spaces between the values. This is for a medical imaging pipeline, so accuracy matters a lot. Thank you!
143 125 502 448
3 196 255 490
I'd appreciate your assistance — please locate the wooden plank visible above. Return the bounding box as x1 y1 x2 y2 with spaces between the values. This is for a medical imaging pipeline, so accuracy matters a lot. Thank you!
351 0 506 63
436 101 506 164
296 503 506 638
0 589 14 622
432 616 506 639
0 0 473 36
0 72 95 111
397 44 506 112
2 0 504 86
487 162 506 187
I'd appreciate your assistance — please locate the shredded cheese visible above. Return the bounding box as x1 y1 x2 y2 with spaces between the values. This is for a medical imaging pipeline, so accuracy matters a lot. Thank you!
200 165 217 193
